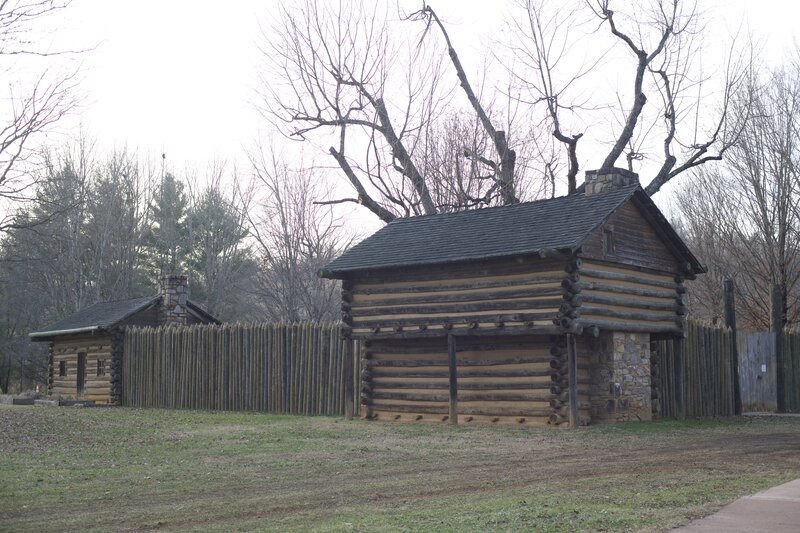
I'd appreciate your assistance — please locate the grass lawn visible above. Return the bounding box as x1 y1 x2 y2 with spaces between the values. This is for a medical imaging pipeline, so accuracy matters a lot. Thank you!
1 406 799 532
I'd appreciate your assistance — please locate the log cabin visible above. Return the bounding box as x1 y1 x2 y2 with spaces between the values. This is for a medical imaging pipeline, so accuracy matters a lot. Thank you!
320 168 704 427
29 275 219 404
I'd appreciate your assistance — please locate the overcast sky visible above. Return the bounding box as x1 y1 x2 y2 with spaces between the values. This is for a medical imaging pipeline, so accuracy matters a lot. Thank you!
46 0 800 202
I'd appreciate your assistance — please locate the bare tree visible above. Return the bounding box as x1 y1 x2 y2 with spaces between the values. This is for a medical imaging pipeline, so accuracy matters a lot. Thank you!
502 0 751 196
261 0 548 224
677 63 800 329
0 1 84 226
248 147 351 322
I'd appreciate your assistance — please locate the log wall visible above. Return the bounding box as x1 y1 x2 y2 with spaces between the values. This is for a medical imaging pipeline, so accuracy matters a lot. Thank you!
361 334 577 427
346 257 567 338
572 260 683 334
49 335 114 403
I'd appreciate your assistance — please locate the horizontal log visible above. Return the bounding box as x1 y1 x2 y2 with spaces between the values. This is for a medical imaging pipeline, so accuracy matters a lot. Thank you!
371 381 555 391
370 391 555 403
579 267 676 289
355 268 566 291
369 403 556 417
578 318 682 334
366 355 554 368
367 338 558 354
580 294 677 312
351 286 565 308
351 325 564 340
371 368 559 379
353 297 565 318
367 403 447 414
581 281 676 299
580 306 677 322
458 407 557 417
353 311 558 328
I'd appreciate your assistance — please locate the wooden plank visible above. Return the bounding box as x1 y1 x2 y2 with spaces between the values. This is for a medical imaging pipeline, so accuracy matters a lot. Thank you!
344 336 354 420
771 284 785 412
448 334 457 425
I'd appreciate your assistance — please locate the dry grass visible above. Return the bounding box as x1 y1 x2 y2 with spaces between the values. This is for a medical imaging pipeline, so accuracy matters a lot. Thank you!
1 406 799 532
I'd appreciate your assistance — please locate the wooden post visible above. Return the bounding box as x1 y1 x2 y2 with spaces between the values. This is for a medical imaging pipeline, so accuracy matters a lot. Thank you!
447 333 458 425
724 280 742 415
674 336 685 419
771 283 785 413
566 333 578 428
344 336 354 420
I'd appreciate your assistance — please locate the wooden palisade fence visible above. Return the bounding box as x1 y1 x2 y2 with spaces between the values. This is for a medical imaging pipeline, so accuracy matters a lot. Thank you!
122 323 360 415
653 322 800 418
652 321 736 419
123 320 799 420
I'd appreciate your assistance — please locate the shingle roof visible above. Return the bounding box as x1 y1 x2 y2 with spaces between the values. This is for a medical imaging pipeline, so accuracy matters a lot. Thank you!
322 185 703 276
29 296 158 338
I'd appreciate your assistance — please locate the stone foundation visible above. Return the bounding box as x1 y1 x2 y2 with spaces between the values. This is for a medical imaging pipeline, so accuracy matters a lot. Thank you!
588 331 652 422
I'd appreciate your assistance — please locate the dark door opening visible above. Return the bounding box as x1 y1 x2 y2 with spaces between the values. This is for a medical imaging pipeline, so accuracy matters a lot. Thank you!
77 352 86 395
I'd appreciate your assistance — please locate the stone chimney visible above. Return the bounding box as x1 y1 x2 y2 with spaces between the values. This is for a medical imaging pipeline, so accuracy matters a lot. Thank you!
584 167 640 195
159 274 188 326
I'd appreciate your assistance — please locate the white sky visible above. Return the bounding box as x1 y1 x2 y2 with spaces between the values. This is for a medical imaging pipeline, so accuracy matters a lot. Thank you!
38 0 800 221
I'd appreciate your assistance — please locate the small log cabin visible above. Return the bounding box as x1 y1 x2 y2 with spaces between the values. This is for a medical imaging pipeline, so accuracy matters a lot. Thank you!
29 275 219 404
320 168 704 427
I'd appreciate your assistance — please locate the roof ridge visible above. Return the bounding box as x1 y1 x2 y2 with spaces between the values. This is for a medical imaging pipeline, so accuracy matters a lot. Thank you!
387 184 640 225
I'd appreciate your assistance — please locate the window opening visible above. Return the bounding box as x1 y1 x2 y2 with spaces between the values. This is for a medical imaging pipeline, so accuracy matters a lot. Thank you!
602 229 615 255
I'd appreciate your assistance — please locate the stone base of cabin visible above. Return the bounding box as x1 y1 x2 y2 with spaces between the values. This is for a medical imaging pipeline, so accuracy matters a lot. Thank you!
586 332 652 423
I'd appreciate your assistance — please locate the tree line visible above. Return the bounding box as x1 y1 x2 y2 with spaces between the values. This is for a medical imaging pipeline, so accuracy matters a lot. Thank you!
0 141 349 393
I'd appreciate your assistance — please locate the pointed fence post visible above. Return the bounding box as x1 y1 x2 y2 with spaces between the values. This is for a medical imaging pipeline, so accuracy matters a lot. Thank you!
724 280 742 415
674 335 685 419
771 284 785 413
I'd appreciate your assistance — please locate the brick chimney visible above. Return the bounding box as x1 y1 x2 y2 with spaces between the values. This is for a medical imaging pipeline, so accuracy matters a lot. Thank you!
159 274 188 326
584 168 640 195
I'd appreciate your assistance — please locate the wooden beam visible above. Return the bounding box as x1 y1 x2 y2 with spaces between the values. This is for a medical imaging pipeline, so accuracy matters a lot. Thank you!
567 333 578 428
723 279 742 415
351 325 563 340
344 337 354 421
447 334 458 426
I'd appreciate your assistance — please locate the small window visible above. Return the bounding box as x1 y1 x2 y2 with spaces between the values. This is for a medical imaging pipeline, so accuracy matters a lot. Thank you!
602 229 615 255
97 359 106 377
59 360 66 376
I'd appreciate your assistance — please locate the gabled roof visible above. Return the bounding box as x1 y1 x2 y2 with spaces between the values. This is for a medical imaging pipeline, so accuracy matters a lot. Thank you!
29 296 220 340
321 184 704 277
